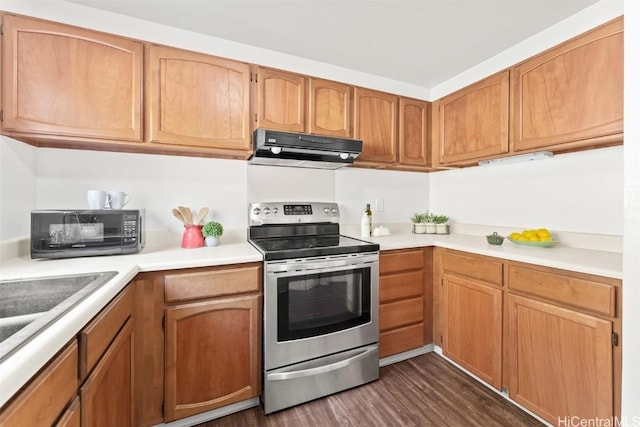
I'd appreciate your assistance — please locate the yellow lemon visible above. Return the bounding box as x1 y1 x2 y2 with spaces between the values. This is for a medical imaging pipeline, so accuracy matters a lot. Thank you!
536 228 551 239
510 232 523 240
540 236 552 242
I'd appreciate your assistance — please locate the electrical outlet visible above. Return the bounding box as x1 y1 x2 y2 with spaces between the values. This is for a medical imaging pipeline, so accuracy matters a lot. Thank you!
375 199 384 212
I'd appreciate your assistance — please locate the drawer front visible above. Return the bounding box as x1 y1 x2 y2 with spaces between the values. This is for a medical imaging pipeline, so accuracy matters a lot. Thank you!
165 263 261 302
380 249 424 275
443 250 503 286
380 323 425 358
0 342 78 426
380 296 424 331
79 285 133 380
380 270 424 303
507 264 617 317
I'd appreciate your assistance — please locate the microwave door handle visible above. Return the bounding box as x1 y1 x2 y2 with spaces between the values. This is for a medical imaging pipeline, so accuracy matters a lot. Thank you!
266 345 377 381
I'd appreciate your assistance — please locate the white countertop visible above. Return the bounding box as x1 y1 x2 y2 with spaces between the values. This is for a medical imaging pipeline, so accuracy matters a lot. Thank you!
0 227 622 407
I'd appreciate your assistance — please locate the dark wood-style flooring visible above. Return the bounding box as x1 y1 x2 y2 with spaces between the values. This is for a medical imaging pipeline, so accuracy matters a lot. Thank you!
199 352 545 427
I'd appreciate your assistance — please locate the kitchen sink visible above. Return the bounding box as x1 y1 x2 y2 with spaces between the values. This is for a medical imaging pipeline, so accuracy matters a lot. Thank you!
0 271 118 361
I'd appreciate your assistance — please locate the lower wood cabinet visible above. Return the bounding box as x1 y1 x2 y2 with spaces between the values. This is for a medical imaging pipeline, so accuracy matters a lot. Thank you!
436 248 622 426
133 262 263 424
442 274 502 389
0 284 134 427
379 248 432 358
0 342 78 426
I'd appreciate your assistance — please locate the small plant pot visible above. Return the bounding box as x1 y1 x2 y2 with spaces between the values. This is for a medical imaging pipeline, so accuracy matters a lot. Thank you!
205 236 220 247
436 224 449 234
413 223 426 234
426 223 437 234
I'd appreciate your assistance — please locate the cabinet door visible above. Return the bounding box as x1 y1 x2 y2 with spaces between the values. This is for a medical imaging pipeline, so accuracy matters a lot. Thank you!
437 70 509 165
147 45 252 151
399 97 430 168
353 87 398 165
164 294 260 421
254 67 306 132
442 274 502 389
507 294 613 425
80 318 134 427
55 397 80 427
307 78 352 137
2 15 143 141
511 18 623 152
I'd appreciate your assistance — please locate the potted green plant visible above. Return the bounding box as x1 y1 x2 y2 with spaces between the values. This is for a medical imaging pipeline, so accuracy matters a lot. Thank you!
411 212 426 234
425 212 437 234
202 221 224 247
432 214 450 234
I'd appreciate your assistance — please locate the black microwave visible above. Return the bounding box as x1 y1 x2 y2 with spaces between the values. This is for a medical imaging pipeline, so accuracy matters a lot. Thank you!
31 210 145 259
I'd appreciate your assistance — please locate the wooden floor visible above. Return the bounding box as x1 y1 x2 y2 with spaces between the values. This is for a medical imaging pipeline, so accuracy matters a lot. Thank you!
199 352 544 427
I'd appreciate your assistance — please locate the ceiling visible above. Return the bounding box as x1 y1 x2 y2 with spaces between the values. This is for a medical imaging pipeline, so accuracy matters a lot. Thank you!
64 0 601 89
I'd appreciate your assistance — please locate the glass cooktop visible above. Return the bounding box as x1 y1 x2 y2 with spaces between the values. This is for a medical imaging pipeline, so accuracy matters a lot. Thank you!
249 235 378 261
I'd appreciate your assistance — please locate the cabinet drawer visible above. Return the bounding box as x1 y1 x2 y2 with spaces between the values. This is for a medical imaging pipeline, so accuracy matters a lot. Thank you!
380 270 424 303
380 249 424 275
507 264 617 317
55 396 80 427
165 264 261 302
0 342 78 426
79 286 133 380
443 250 503 286
380 296 424 331
380 323 425 358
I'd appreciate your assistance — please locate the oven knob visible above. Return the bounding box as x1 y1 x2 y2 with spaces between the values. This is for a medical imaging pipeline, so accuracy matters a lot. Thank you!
323 207 330 214
272 207 278 214
331 208 338 214
252 207 261 215
263 207 271 215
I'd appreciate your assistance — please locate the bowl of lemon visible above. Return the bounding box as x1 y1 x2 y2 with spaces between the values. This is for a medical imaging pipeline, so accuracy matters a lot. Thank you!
507 228 558 248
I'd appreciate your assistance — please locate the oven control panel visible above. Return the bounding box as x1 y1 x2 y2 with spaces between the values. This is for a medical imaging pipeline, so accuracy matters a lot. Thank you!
249 202 340 225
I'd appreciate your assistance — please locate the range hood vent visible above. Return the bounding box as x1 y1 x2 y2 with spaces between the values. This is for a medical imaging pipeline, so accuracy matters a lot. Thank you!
249 129 363 170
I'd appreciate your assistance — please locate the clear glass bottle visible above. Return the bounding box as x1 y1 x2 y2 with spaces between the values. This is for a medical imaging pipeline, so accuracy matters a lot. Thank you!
360 204 372 237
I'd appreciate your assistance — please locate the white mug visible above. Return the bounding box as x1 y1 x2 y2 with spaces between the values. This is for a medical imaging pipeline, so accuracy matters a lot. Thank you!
108 191 130 210
87 190 111 210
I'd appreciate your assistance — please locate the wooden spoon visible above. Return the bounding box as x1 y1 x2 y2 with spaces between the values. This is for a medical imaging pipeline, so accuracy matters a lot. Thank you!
172 208 186 225
195 207 209 225
178 206 193 225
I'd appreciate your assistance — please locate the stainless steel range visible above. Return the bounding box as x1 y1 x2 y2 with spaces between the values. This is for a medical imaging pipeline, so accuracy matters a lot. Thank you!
248 202 380 414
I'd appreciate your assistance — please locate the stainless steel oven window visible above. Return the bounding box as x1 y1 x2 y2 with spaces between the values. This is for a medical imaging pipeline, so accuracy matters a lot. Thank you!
276 267 371 341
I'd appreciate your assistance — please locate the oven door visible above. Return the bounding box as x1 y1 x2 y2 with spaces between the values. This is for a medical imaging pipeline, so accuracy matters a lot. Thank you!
264 252 379 370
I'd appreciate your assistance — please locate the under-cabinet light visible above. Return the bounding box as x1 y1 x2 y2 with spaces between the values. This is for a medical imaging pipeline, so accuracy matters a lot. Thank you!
478 151 553 166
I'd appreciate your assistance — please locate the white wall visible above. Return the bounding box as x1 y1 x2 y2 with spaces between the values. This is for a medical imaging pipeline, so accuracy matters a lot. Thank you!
622 0 640 420
335 168 429 225
247 165 334 205
0 137 37 240
34 148 248 232
429 147 623 235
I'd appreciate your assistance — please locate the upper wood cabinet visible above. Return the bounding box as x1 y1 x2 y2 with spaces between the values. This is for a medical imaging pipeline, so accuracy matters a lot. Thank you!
1 14 143 142
253 67 306 133
511 17 623 153
147 45 252 153
435 70 510 166
307 77 352 137
353 87 398 166
398 97 430 169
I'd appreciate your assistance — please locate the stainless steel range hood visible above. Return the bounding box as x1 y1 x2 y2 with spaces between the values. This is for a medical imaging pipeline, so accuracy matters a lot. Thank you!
249 129 363 170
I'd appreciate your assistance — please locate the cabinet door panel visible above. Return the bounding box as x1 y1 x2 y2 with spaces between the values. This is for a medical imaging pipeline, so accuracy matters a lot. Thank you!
512 18 623 152
164 294 260 421
442 274 502 389
399 98 430 168
2 15 142 141
148 45 251 150
507 294 613 425
255 68 306 132
353 88 398 164
438 70 509 165
308 78 351 137
80 318 134 427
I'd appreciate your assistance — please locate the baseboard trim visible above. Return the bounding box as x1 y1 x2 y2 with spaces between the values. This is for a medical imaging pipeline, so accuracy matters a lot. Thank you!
154 398 260 427
379 344 434 367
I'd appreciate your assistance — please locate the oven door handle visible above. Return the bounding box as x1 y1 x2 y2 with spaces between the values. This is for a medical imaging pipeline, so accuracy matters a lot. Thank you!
266 345 378 381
